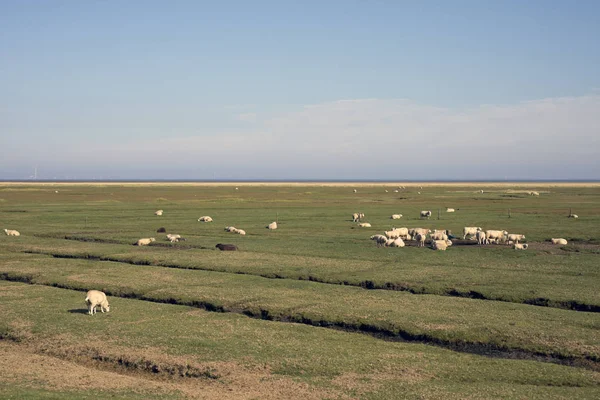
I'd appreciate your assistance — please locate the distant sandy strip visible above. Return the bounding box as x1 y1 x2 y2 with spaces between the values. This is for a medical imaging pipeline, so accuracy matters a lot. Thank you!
1 181 599 187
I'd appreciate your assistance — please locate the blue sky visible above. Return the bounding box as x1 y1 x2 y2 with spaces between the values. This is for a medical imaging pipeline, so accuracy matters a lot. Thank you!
1 1 599 180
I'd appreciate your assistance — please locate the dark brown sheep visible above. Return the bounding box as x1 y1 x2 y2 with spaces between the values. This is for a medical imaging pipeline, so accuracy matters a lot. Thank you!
215 243 237 251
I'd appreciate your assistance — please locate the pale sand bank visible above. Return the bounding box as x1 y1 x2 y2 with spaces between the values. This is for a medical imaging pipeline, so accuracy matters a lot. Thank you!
1 181 599 188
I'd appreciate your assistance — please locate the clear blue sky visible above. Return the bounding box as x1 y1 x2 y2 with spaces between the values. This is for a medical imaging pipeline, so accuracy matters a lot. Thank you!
1 1 599 180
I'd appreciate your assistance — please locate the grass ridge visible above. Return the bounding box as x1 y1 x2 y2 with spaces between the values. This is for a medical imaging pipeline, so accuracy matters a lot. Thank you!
1 272 598 372
24 249 600 313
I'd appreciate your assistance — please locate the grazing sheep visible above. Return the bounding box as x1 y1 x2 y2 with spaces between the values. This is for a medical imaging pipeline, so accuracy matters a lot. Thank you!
135 237 155 246
430 230 448 241
387 238 405 247
568 214 579 219
166 234 181 240
390 214 403 220
410 228 431 238
235 229 246 236
385 190 389 193
198 216 213 222
85 290 110 315
480 190 484 194
507 234 526 244
446 208 455 213
394 190 399 193
353 189 357 193
420 210 432 219
267 222 278 230
476 230 488 245
391 227 410 239
156 227 166 233
529 191 540 196
154 210 163 216
513 243 529 250
431 240 448 251
416 233 427 247
4 229 20 236
352 213 360 222
224 226 237 232
384 230 400 239
463 227 482 240
358 222 372 228
486 230 508 244
370 234 388 247
216 243 237 251
551 238 568 245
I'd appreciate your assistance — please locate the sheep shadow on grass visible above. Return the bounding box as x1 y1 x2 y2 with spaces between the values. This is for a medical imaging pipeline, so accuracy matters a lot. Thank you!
68 308 90 315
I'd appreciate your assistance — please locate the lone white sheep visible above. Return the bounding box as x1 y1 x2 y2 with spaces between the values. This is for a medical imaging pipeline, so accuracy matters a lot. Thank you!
463 227 482 240
513 243 529 250
85 290 110 315
154 210 163 216
267 222 278 230
358 222 372 228
135 237 156 246
446 208 455 213
568 214 579 219
420 210 432 219
198 216 213 222
4 229 20 236
551 238 568 245
390 214 403 220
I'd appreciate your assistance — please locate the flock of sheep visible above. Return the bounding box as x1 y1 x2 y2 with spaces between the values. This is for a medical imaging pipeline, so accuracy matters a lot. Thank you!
357 210 571 251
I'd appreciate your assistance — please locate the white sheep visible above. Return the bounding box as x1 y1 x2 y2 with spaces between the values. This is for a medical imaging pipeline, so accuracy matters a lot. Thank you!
430 230 448 241
370 234 388 247
135 237 156 246
486 230 508 244
198 216 213 222
352 213 360 222
236 229 246 236
390 214 403 220
476 230 488 245
507 234 526 244
154 210 163 216
85 290 110 315
446 208 455 213
410 228 431 238
387 238 405 248
431 239 448 251
513 243 529 250
416 232 427 247
224 226 237 232
420 210 432 219
353 189 357 193
463 227 482 240
392 227 410 239
529 191 540 196
358 222 372 228
568 214 579 219
267 222 278 230
166 234 181 243
551 238 568 245
4 229 20 237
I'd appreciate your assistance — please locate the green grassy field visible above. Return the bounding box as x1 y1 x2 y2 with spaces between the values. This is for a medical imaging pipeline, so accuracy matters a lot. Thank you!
0 182 599 399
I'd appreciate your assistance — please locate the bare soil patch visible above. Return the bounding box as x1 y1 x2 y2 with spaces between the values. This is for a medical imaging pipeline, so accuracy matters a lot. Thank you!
0 340 347 399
